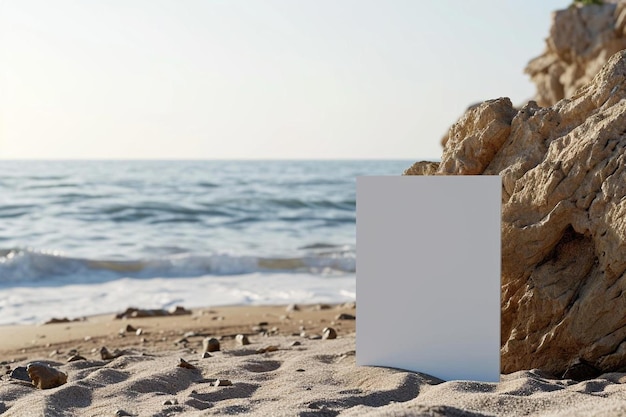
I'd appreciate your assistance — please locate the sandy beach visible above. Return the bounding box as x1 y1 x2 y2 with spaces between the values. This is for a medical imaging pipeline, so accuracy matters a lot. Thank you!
2 303 626 416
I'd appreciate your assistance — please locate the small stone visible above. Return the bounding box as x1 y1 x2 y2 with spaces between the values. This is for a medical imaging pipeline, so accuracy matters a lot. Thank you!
202 337 220 353
213 379 232 386
251 325 265 333
309 335 322 340
322 327 337 340
314 304 331 310
135 328 143 336
100 346 122 360
235 334 250 346
67 355 86 362
335 313 355 320
168 305 191 315
184 331 197 338
286 303 300 312
115 410 133 417
48 350 60 357
296 368 305 372
26 362 68 389
163 398 179 405
178 358 196 370
9 366 30 382
124 324 137 332
84 336 92 341
202 352 212 359
290 341 301 347
256 345 279 354
258 321 269 326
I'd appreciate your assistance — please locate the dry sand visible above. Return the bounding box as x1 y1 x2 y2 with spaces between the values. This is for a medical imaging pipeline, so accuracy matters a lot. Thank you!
2 304 626 416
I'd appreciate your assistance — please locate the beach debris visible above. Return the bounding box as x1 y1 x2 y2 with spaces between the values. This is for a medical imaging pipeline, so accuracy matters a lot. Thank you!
178 358 196 370
336 313 355 321
251 325 266 333
135 328 143 336
9 366 30 382
26 362 67 389
202 352 212 359
168 305 192 316
290 341 301 347
123 324 137 332
114 410 134 417
42 317 82 325
67 354 87 362
114 306 191 319
322 327 337 340
202 337 220 353
175 337 189 345
256 345 279 354
286 303 300 312
163 399 179 405
100 346 123 360
235 334 250 346
212 379 232 387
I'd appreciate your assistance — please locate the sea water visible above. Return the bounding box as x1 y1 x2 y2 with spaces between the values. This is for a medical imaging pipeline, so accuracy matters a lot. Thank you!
0 160 411 324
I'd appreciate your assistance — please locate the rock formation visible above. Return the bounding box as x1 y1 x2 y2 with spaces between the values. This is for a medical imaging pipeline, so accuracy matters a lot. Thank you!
406 50 626 377
526 1 626 107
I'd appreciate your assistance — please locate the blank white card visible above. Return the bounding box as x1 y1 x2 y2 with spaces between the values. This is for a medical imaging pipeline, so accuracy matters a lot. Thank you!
356 176 501 382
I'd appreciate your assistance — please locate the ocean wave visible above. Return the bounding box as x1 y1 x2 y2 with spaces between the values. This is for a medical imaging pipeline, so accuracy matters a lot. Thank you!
0 247 355 284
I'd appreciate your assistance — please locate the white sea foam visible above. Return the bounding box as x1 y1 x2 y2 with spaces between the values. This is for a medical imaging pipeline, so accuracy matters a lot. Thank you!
0 273 356 325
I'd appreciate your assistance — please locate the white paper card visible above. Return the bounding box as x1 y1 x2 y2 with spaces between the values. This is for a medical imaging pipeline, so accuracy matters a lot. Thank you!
356 176 501 382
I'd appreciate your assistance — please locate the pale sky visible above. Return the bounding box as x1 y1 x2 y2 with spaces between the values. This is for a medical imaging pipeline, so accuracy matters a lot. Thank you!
1 1 570 160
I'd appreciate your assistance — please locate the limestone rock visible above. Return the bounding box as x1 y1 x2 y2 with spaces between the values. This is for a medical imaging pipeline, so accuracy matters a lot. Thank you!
26 362 67 389
406 50 626 376
526 1 626 107
403 161 439 176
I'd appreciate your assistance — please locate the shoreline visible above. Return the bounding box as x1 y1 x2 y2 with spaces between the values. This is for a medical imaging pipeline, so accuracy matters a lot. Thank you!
0 303 356 363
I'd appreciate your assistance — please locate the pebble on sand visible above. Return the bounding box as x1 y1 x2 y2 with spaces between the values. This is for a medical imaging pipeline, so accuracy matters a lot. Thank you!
235 334 250 346
335 313 356 320
203 337 220 353
26 362 68 389
100 346 123 360
256 346 279 354
178 358 196 370
212 379 233 386
9 366 30 383
322 327 337 340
